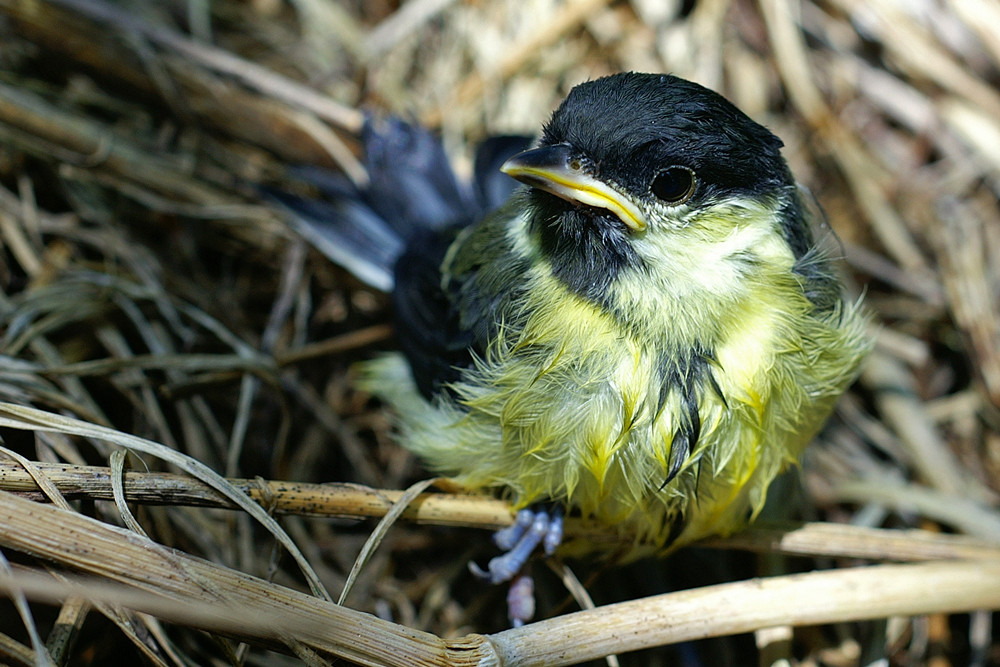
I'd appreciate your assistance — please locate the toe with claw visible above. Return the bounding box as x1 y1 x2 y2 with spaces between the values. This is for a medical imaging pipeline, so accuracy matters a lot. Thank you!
470 507 564 584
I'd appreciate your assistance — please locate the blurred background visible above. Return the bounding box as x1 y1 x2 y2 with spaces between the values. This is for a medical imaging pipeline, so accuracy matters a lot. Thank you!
1 0 998 665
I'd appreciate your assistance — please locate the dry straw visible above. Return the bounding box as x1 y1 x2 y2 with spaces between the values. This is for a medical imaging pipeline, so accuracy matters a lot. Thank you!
1 0 998 664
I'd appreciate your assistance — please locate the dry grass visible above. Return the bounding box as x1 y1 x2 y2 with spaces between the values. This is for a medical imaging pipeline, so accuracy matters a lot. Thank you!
0 0 999 665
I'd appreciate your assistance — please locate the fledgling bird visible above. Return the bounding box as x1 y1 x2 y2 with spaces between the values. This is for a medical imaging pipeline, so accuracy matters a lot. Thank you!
279 72 870 585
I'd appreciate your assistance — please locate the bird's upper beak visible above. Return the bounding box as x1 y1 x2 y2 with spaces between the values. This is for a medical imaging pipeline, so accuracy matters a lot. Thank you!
501 144 647 232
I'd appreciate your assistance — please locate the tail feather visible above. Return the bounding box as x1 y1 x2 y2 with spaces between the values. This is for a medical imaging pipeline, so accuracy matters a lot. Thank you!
361 116 475 235
268 187 402 292
267 114 532 291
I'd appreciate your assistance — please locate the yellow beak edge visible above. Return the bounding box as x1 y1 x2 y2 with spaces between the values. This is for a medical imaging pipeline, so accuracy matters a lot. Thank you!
501 144 647 232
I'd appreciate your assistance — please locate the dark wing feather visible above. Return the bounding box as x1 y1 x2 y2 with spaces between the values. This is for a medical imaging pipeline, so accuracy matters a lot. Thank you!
266 115 533 396
390 135 532 397
392 226 474 399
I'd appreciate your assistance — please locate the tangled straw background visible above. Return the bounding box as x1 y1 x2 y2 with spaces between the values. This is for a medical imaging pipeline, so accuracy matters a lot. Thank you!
1 0 999 665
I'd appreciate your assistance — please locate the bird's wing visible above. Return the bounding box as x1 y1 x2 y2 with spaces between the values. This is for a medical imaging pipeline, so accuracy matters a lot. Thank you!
391 225 476 399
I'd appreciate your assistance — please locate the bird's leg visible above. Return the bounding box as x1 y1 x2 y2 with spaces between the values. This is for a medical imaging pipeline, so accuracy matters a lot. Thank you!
469 506 563 626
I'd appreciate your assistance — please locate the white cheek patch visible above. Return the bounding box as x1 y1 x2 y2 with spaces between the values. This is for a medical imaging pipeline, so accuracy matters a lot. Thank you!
637 198 796 295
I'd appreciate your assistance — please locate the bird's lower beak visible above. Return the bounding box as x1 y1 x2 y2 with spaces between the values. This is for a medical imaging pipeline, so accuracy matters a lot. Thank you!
501 144 647 232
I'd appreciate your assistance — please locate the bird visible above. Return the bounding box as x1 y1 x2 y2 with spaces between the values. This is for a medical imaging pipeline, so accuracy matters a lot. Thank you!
275 71 870 602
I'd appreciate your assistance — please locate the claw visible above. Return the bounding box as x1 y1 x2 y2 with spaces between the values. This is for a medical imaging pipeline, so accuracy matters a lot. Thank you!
507 575 535 627
543 512 563 555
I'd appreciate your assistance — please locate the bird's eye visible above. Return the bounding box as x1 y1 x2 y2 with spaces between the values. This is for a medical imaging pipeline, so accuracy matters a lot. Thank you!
650 167 696 204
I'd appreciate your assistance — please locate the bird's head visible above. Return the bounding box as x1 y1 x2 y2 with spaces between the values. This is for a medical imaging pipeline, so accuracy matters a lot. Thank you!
501 72 810 321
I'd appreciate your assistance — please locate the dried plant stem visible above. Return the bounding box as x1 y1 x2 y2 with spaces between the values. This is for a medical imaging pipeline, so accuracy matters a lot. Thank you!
423 0 615 127
1 0 999 661
0 0 365 174
0 490 487 667
761 0 934 281
487 559 1000 667
0 82 231 205
0 461 514 529
45 0 364 134
4 461 999 562
3 488 998 666
861 351 983 499
701 521 1000 562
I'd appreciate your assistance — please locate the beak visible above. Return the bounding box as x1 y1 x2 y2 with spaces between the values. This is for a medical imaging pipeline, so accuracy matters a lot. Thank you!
501 144 647 232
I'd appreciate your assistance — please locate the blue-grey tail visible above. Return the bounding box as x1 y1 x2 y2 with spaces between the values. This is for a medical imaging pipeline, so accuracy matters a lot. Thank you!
266 114 531 292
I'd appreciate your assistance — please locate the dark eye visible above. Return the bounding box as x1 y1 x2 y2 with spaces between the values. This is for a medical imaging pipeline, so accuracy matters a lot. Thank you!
650 167 696 204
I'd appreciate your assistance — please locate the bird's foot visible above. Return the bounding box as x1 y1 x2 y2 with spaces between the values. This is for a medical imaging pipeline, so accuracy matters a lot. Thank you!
470 507 563 584
469 507 563 626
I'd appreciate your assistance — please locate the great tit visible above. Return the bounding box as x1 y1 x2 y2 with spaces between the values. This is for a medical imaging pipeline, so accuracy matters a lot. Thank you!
280 71 870 586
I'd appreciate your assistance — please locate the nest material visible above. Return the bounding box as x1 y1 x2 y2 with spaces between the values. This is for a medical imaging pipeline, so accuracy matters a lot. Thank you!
0 1 999 665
